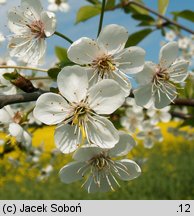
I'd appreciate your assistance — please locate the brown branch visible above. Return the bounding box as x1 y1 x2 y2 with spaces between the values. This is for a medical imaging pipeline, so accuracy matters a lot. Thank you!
111 0 194 35
173 98 194 107
170 111 193 120
0 89 47 109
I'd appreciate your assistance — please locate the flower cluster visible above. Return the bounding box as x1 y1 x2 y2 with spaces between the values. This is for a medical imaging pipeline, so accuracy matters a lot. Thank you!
0 0 191 193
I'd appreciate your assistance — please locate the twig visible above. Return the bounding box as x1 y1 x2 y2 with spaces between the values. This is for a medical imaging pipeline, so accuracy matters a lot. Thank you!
173 98 194 107
170 111 193 120
0 90 47 109
0 65 48 72
97 0 106 37
54 31 73 44
110 0 194 35
128 1 194 34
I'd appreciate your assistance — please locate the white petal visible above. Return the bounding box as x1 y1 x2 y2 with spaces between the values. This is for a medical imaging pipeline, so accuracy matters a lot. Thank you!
59 161 85 183
22 131 32 148
33 93 70 125
159 42 178 69
86 116 119 148
8 9 31 33
115 46 145 74
111 70 131 97
133 83 153 107
160 112 171 122
116 159 141 181
0 85 17 95
97 24 128 54
67 37 102 64
48 3 58 12
84 173 118 193
21 0 43 20
109 132 136 157
134 61 156 85
60 3 70 12
88 79 125 114
8 123 23 140
169 60 189 83
144 137 154 148
136 131 145 139
0 109 12 124
55 124 81 154
73 146 102 162
57 65 89 103
41 11 56 37
84 175 101 193
9 36 32 57
154 85 177 109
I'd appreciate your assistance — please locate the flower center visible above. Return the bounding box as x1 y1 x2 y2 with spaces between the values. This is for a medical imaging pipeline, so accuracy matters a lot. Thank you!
27 20 45 39
55 0 62 5
152 67 170 86
13 111 23 124
92 55 116 78
89 153 111 171
70 102 90 126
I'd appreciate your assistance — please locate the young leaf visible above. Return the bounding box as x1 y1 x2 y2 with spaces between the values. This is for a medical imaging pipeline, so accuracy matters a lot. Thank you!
130 0 149 15
158 0 169 15
172 10 194 23
55 47 69 63
55 47 74 67
86 0 100 4
47 68 61 80
132 14 155 22
3 71 19 81
125 28 153 47
76 5 101 24
105 0 115 9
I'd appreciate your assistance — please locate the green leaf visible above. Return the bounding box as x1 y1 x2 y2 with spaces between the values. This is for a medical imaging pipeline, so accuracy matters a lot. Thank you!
47 67 61 80
55 47 74 67
180 118 194 128
172 10 194 23
3 71 19 81
158 0 169 15
125 28 153 47
132 14 155 22
55 47 69 63
130 0 149 15
76 5 101 24
184 76 194 98
105 0 115 9
85 0 100 4
50 87 59 93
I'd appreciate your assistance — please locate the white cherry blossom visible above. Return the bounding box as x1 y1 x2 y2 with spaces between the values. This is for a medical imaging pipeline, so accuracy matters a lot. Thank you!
134 42 189 109
178 37 191 50
146 106 171 125
165 31 176 42
8 0 56 65
34 65 125 153
137 121 163 148
0 106 32 147
59 133 141 193
38 165 53 181
0 57 17 95
125 97 143 113
120 107 144 133
48 0 70 12
67 24 145 96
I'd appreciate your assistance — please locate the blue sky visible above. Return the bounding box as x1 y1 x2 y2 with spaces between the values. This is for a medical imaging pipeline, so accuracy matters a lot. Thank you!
0 0 193 66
